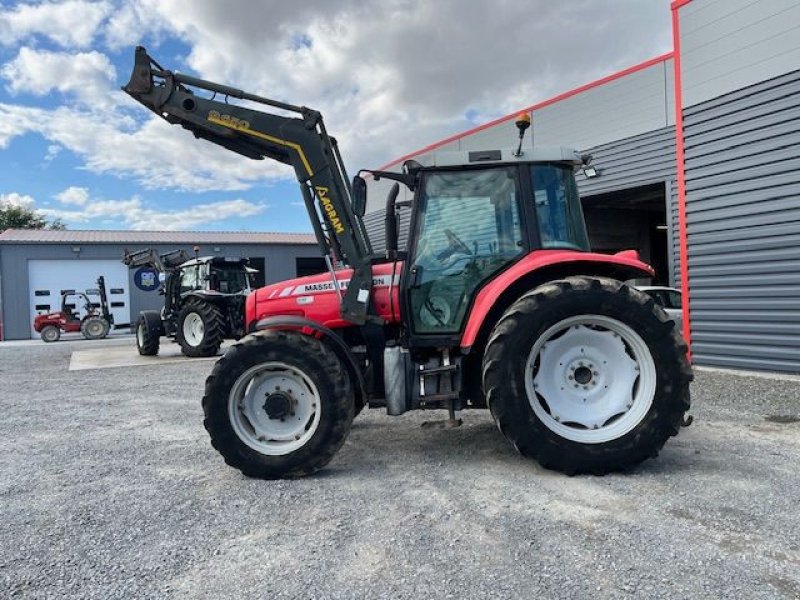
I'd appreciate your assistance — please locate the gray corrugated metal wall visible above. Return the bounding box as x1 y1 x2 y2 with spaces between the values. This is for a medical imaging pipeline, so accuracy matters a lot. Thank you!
679 0 800 108
683 68 800 372
576 127 676 196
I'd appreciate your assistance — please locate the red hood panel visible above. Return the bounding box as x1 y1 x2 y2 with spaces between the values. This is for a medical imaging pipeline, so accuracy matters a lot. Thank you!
249 262 403 330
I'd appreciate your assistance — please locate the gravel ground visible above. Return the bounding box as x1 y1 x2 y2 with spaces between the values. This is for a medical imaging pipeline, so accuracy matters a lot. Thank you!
1 339 799 599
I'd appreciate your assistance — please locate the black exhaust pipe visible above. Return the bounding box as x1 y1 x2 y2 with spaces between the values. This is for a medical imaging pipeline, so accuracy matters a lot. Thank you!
384 183 400 260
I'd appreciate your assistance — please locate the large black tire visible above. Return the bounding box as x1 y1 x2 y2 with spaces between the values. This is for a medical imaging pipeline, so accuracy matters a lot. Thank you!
482 276 692 475
40 325 61 343
81 316 110 340
135 313 161 356
176 300 224 358
203 330 355 479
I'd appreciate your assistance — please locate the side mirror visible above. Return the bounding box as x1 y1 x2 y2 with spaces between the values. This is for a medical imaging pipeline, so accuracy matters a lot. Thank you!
352 175 367 217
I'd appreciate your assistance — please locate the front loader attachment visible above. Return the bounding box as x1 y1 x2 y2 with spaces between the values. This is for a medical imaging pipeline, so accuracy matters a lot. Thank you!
123 46 164 99
122 46 376 325
122 248 188 272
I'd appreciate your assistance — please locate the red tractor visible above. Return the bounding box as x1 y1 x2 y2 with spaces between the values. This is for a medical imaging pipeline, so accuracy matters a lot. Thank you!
125 47 692 479
33 276 113 342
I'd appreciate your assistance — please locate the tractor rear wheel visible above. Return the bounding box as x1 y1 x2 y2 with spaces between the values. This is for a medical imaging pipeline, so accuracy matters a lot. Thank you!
81 316 110 340
135 313 161 356
176 300 224 357
482 276 692 475
202 330 354 479
40 325 61 343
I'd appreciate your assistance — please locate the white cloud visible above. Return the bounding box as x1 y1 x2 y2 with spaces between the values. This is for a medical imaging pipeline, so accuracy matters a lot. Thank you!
117 0 672 170
103 1 170 50
44 187 266 230
55 186 90 205
0 1 111 48
0 192 36 209
44 144 62 162
0 101 290 191
1 47 117 109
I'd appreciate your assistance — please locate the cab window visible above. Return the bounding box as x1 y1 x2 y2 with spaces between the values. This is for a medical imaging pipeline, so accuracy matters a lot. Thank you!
531 165 589 251
409 167 524 334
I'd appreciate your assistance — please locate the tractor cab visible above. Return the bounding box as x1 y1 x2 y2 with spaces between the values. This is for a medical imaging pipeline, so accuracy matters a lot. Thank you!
395 147 591 340
176 256 253 296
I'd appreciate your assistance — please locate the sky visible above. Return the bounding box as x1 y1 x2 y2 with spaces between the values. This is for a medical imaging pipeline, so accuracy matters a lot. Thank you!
0 0 672 233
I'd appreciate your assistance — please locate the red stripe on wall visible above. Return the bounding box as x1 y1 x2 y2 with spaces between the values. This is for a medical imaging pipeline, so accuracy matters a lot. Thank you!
377 52 674 171
672 2 692 355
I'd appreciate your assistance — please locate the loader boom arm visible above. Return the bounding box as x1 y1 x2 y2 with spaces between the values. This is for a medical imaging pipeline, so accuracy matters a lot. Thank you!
123 46 375 324
122 247 188 272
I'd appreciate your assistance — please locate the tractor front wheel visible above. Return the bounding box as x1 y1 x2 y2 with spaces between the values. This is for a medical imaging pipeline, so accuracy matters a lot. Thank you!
176 301 224 357
482 276 692 475
40 325 61 343
135 313 161 356
202 330 354 479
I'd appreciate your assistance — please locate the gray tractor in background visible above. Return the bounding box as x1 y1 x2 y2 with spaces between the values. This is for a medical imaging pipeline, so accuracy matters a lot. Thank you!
123 247 256 357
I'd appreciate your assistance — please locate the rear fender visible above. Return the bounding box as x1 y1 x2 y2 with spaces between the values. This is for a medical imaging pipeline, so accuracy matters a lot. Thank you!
460 250 654 352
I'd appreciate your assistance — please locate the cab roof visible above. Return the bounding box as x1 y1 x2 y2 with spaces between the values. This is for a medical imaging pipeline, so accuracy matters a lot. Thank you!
179 256 249 268
411 146 585 169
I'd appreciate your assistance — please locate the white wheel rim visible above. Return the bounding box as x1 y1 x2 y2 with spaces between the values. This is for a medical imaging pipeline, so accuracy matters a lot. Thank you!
183 313 204 346
137 323 145 347
87 320 104 336
524 315 656 444
43 327 58 341
228 361 322 456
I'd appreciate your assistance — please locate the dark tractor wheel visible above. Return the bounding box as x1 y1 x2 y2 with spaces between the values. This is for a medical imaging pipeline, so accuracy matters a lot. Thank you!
482 276 692 475
135 312 161 356
40 325 61 343
81 316 110 340
202 330 355 479
176 300 224 358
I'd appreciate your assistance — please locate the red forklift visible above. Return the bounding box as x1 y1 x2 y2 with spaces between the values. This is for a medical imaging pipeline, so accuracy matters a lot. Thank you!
33 276 114 342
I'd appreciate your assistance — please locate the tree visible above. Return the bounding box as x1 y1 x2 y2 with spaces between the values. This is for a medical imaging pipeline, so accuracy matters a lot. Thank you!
0 204 65 232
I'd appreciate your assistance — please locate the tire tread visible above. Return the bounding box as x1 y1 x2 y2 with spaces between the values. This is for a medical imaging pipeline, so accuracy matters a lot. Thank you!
482 276 692 475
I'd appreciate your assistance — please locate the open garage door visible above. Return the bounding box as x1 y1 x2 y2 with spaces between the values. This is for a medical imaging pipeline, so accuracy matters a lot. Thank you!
28 260 130 338
581 183 671 285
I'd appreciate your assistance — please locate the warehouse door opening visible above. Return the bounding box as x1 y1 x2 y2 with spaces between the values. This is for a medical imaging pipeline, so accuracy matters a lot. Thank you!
581 183 670 285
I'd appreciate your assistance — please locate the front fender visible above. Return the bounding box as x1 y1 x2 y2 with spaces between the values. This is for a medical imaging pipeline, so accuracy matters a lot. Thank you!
460 249 654 350
253 316 367 412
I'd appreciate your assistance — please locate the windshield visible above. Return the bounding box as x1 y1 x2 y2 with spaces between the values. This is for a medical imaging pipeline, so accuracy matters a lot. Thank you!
531 164 589 251
180 264 206 293
212 266 250 294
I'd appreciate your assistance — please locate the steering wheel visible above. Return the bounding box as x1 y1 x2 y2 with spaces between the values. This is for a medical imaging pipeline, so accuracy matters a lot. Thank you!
437 228 471 261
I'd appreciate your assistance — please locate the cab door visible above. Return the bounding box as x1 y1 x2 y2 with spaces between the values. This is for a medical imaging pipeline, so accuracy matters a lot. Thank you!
405 166 526 342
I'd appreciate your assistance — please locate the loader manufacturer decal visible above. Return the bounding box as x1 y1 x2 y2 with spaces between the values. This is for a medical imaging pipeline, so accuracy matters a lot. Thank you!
207 110 250 130
207 112 315 176
316 186 345 235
